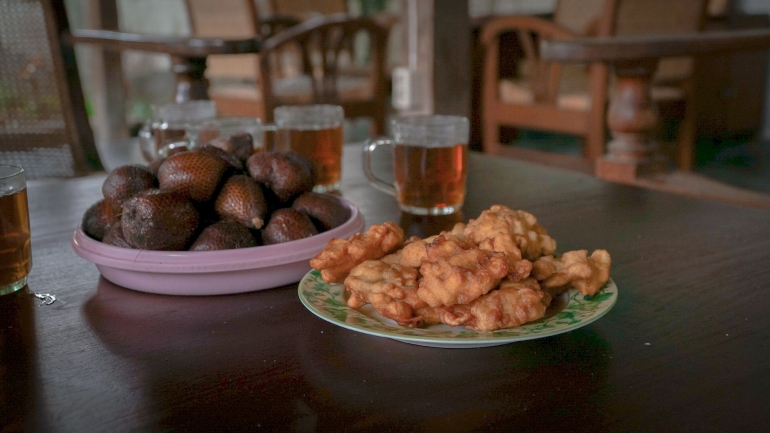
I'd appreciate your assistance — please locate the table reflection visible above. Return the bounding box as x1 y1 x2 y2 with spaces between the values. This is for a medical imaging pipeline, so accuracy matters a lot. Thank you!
0 287 42 431
399 211 465 239
81 278 318 429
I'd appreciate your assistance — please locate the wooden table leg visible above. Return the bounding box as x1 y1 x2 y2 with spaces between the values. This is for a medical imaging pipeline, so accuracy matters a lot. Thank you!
596 60 667 182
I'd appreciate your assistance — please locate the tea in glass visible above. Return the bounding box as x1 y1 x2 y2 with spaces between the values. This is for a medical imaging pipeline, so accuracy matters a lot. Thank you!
139 100 217 161
363 115 470 215
394 142 467 212
0 166 31 295
186 117 265 154
274 105 344 192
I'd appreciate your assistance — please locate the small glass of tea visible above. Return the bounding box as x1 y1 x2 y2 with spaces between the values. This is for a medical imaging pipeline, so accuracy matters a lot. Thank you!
0 165 31 295
138 100 217 161
273 105 345 193
363 115 469 215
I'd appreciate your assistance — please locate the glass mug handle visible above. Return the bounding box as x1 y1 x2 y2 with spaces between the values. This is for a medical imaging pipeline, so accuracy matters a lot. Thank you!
363 137 396 196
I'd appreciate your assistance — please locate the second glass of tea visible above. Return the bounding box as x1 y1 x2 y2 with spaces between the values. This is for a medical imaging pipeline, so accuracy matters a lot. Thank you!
0 165 31 295
273 105 344 193
138 100 217 161
363 115 469 215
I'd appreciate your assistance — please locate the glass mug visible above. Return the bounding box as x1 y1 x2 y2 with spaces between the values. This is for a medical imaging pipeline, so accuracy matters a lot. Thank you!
186 117 267 154
0 166 32 295
273 105 344 193
139 100 217 161
364 115 469 215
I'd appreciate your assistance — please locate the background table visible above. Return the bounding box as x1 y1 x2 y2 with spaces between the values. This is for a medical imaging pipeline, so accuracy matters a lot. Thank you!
3 145 770 431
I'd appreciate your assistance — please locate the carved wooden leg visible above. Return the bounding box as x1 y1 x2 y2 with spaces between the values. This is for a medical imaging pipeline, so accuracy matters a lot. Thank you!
595 60 667 182
676 76 697 171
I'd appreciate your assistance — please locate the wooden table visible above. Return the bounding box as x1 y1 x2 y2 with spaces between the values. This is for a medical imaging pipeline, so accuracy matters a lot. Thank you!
3 145 770 431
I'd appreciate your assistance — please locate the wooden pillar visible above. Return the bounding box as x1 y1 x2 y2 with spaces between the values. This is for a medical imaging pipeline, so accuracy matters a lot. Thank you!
432 0 471 117
399 0 470 117
99 0 128 140
595 60 667 182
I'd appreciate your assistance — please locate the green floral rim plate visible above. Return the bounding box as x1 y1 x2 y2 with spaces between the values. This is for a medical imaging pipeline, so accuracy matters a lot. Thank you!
298 270 618 348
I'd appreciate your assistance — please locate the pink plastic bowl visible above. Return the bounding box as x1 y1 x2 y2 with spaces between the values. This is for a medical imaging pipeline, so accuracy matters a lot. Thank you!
71 198 364 296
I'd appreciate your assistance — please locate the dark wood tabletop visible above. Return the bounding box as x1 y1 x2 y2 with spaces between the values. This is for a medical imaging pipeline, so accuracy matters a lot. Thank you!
3 145 770 432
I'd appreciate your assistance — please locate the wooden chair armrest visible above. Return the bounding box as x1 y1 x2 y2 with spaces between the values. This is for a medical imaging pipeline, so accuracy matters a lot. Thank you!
258 15 302 38
540 28 770 63
67 29 262 57
479 15 578 105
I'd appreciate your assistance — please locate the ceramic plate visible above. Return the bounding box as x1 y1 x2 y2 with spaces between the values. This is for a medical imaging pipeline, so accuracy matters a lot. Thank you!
299 270 618 348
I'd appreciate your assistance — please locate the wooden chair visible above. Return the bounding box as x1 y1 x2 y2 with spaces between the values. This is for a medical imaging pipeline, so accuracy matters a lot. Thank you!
197 11 390 135
185 0 300 119
0 0 261 178
480 0 707 173
540 27 770 208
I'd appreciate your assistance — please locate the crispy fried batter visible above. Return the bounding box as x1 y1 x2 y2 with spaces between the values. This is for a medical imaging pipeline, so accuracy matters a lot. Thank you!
532 249 612 296
477 232 533 281
463 205 556 261
310 222 405 283
437 277 548 331
310 204 613 332
344 260 425 327
417 234 509 307
382 235 438 268
446 222 466 235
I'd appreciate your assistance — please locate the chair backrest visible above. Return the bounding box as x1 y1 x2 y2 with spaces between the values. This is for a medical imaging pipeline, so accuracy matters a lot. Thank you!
555 0 708 79
185 0 261 81
185 0 301 86
554 0 606 35
268 0 348 19
258 14 389 131
0 0 102 178
613 0 707 81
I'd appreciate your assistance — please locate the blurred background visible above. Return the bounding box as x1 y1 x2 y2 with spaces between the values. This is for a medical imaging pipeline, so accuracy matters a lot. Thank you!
3 0 770 198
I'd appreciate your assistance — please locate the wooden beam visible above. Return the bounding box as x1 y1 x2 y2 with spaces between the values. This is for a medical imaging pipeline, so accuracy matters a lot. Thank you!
541 28 770 63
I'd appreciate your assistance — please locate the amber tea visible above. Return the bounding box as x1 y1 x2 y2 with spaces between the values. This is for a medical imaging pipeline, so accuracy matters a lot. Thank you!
364 114 469 215
394 143 467 212
0 188 31 290
277 125 343 190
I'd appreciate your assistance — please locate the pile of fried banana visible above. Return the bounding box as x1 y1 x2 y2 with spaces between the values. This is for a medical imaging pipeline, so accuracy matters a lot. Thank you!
310 205 611 331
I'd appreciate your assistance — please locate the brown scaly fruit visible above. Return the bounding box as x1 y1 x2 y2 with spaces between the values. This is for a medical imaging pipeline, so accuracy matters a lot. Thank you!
261 208 318 245
285 151 317 185
292 192 350 232
195 144 244 171
102 222 132 248
247 151 314 203
82 199 119 241
102 165 157 210
214 175 268 229
189 221 257 251
208 133 254 163
157 151 228 202
121 189 200 251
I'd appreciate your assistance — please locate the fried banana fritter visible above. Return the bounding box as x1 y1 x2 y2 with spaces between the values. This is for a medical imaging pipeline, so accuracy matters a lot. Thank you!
310 222 406 283
437 278 549 331
417 234 508 307
463 205 556 261
344 259 425 327
532 249 612 296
